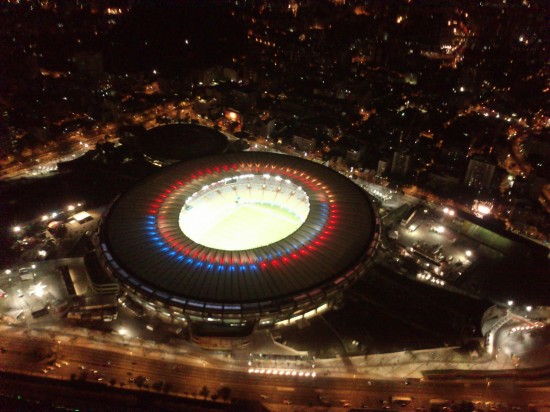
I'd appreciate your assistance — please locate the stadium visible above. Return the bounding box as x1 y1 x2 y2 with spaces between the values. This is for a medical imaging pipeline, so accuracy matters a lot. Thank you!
138 123 229 166
97 152 380 347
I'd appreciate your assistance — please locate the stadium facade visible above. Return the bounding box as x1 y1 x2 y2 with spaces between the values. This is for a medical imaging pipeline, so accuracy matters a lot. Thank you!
96 152 380 348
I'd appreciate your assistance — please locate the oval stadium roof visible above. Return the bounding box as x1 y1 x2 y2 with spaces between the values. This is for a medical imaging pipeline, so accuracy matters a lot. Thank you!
99 152 379 316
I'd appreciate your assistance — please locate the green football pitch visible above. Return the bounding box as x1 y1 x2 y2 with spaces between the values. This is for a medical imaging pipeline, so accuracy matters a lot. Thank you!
192 202 303 251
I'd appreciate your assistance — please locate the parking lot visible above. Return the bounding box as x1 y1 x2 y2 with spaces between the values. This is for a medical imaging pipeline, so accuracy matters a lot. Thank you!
389 206 481 286
0 261 71 325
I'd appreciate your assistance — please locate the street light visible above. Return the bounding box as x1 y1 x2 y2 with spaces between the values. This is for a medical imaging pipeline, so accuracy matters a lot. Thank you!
465 250 472 257
13 226 21 233
507 300 514 306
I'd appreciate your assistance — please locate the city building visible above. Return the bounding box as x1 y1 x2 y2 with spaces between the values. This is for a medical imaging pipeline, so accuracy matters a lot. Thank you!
464 156 496 194
391 151 411 177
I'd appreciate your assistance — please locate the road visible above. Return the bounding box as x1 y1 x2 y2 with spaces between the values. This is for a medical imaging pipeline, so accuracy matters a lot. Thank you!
1 332 548 411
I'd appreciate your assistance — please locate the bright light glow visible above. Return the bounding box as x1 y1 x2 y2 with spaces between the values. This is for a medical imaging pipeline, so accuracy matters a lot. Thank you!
472 200 493 218
526 306 532 312
5 269 11 275
31 264 36 269
478 205 491 215
119 328 128 336
67 205 75 211
51 212 57 219
41 215 49 221
435 226 445 234
465 250 472 257
13 226 21 233
179 175 309 251
30 282 46 297
38 250 47 257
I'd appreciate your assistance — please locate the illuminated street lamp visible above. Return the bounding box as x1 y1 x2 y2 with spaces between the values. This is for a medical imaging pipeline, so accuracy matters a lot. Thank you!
526 306 532 312
41 215 49 221
5 269 11 275
13 226 21 233
67 205 75 211
38 250 47 258
465 250 472 258
507 300 514 306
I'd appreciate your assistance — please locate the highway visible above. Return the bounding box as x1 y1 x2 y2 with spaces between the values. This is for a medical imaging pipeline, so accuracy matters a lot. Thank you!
1 332 548 410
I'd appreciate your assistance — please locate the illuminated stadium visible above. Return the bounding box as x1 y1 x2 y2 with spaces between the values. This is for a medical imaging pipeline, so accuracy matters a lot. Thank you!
97 152 380 345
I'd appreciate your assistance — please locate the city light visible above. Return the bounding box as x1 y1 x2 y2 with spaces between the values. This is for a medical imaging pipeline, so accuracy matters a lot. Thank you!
507 300 514 306
465 250 472 257
67 204 75 211
472 200 493 218
442 208 455 216
13 226 21 233
29 282 46 297
38 250 47 257
41 215 49 221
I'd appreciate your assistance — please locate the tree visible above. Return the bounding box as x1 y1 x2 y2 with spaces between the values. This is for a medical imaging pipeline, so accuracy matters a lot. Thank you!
134 375 146 389
217 386 231 402
162 382 172 394
199 385 209 400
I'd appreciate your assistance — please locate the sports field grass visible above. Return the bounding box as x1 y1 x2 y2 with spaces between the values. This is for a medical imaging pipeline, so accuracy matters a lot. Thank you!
183 202 303 251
